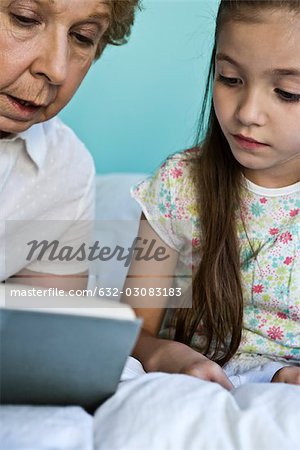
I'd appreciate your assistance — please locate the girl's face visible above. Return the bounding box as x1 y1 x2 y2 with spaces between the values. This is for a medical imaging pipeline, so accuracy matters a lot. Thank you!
0 0 111 136
213 10 300 188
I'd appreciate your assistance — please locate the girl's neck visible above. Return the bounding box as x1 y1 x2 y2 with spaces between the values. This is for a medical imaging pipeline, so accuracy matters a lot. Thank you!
245 176 300 197
243 169 300 189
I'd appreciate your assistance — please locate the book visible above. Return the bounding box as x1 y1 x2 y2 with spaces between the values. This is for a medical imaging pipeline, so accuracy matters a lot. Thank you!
0 282 141 412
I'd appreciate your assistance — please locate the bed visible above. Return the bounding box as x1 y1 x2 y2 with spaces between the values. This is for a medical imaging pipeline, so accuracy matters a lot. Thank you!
1 173 299 450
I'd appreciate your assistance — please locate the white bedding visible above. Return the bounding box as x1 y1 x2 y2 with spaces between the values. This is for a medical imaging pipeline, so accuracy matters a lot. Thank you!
1 361 299 450
0 406 93 450
2 174 299 449
94 368 300 450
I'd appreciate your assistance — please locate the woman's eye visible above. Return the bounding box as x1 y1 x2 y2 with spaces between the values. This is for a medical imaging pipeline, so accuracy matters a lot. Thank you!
217 74 241 86
73 32 95 47
11 14 39 27
275 89 300 103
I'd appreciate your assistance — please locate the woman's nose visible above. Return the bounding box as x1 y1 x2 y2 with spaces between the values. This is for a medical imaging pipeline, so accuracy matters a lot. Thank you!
30 31 69 85
235 89 267 127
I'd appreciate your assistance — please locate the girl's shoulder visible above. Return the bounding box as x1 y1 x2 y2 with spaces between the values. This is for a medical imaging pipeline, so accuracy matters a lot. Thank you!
133 148 199 196
132 148 199 221
152 147 200 186
132 149 200 251
162 147 200 169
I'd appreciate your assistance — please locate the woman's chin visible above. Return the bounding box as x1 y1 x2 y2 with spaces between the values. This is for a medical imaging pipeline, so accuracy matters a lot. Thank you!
0 118 34 137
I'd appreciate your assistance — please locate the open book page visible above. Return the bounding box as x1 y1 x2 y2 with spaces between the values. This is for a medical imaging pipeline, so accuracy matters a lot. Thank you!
0 282 135 321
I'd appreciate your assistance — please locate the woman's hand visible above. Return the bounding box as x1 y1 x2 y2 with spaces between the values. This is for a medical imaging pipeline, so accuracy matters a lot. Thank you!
271 366 300 385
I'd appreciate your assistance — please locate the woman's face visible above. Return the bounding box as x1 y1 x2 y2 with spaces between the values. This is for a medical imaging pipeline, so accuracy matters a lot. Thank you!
0 0 111 136
213 10 300 187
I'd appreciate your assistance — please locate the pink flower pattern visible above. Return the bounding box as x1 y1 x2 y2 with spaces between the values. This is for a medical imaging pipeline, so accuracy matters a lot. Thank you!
170 167 183 179
290 208 299 217
267 326 284 341
253 284 264 294
284 257 293 265
279 231 292 244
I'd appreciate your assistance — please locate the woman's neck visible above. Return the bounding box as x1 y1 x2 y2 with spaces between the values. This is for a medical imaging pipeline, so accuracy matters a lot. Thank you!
0 130 12 139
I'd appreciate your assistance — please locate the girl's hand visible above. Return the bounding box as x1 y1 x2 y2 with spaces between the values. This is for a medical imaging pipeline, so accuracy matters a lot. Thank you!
133 329 233 391
150 337 233 390
179 357 233 391
271 366 300 385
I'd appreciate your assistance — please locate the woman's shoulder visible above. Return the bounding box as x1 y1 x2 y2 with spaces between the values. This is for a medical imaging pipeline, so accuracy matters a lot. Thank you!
42 117 95 180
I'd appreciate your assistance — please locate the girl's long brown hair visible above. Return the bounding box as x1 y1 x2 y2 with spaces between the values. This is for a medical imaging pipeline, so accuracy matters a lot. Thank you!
173 0 300 366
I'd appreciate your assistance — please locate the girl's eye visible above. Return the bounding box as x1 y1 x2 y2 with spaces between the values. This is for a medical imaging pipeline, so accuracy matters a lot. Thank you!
72 32 95 47
11 14 39 27
275 89 300 103
216 74 241 86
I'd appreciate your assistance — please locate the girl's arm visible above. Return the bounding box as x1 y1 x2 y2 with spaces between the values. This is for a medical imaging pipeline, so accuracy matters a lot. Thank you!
122 215 233 390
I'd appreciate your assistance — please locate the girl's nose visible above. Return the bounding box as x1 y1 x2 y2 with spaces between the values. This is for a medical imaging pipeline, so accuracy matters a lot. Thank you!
30 31 69 85
235 89 267 127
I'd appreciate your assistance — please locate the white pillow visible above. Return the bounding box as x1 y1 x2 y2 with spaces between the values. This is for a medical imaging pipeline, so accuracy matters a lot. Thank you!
92 174 147 297
95 173 147 220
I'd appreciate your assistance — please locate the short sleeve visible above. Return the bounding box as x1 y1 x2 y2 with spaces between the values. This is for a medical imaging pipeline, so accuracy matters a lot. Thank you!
131 153 195 252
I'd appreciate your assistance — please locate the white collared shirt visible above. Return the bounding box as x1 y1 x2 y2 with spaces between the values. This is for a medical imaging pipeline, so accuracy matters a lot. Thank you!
0 117 95 281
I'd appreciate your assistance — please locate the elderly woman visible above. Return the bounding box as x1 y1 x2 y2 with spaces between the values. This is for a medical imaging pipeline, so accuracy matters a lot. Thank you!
0 0 140 290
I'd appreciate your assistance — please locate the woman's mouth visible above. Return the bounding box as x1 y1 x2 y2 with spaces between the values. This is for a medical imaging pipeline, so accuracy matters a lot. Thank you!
5 94 43 119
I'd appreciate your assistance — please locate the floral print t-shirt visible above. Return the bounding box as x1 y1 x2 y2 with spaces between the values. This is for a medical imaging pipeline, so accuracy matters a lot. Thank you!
132 151 300 370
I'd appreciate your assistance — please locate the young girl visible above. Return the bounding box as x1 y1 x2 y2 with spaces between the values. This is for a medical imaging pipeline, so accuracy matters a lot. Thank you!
124 0 300 388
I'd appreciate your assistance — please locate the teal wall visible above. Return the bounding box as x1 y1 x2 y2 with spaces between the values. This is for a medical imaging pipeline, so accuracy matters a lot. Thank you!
60 0 219 174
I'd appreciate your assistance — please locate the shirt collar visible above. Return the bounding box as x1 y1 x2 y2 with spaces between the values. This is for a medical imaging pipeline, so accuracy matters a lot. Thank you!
18 122 48 170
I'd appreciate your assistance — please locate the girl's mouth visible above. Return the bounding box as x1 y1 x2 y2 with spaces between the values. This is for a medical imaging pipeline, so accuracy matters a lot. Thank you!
232 134 269 150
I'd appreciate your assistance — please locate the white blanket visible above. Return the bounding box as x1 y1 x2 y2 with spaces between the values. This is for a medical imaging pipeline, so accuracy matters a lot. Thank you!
0 406 93 450
1 365 299 450
94 369 300 450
